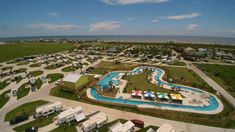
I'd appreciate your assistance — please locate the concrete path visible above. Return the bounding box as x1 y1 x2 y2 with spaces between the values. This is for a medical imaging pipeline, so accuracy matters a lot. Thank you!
185 61 235 108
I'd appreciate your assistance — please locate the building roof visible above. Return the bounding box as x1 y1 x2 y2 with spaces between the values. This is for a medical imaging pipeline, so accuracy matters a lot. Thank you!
75 113 86 122
157 123 176 132
57 107 82 119
36 101 62 113
109 120 135 132
82 112 107 128
63 74 82 83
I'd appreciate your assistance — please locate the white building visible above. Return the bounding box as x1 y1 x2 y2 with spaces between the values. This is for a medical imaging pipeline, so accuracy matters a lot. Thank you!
35 101 62 118
56 107 83 125
109 120 135 132
81 112 108 132
157 123 176 132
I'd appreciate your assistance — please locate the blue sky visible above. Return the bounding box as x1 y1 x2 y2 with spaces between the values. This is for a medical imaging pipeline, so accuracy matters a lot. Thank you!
0 0 234 38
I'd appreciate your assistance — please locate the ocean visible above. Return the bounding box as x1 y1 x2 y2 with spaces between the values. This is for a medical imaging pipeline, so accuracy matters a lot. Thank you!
0 35 235 45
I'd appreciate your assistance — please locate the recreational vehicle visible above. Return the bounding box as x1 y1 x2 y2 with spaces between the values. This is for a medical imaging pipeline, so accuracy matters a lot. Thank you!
56 107 83 125
35 101 62 118
81 112 108 132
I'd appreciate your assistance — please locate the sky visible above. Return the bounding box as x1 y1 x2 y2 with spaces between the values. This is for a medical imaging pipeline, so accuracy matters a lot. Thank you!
0 0 235 38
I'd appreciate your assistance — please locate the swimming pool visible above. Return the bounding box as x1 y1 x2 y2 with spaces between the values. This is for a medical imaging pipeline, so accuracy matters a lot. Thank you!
97 72 120 89
90 88 219 111
94 66 221 112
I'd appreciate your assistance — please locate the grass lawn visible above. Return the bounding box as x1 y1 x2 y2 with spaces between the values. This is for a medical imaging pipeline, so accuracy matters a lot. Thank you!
45 64 58 70
0 89 11 109
199 64 235 97
123 70 173 94
46 73 63 83
91 61 139 75
137 125 159 132
13 113 57 132
29 63 41 67
98 119 127 131
14 68 27 73
61 66 74 72
4 100 49 121
17 62 29 66
90 67 109 75
0 79 10 90
1 66 13 71
0 43 73 62
29 70 44 77
17 83 30 99
50 86 79 101
16 76 23 84
171 61 186 66
36 78 43 89
50 123 77 132
161 66 215 93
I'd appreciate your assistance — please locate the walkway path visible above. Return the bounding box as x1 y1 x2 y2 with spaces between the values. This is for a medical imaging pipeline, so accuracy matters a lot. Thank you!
184 60 235 108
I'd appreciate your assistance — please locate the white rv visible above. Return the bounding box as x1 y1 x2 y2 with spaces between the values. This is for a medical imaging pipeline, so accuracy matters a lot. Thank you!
109 120 135 132
81 112 108 132
56 107 83 125
35 101 62 118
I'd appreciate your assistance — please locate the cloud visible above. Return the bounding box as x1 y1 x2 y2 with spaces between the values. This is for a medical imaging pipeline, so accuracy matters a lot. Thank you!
161 12 201 20
127 17 135 21
187 24 199 30
152 19 159 22
89 21 121 32
101 0 169 5
222 29 235 34
29 23 77 30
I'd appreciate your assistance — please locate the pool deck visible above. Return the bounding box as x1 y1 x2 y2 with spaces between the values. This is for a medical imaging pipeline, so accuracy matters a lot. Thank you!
87 66 224 114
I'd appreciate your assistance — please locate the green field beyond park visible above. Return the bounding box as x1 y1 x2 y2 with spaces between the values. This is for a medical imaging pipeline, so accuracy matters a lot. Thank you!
0 43 73 62
199 64 235 97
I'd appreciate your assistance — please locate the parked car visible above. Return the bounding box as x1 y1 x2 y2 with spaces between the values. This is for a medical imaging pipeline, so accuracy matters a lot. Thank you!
9 114 28 125
12 90 17 97
130 119 144 128
25 127 38 132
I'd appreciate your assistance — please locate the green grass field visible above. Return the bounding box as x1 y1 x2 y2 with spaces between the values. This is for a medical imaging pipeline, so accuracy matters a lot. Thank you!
0 43 73 62
0 79 10 90
50 123 77 132
17 62 29 66
46 73 63 83
29 70 44 77
29 63 41 67
199 64 235 97
4 100 49 121
13 113 57 132
123 70 173 94
61 66 74 72
0 90 11 109
17 83 30 99
162 66 215 93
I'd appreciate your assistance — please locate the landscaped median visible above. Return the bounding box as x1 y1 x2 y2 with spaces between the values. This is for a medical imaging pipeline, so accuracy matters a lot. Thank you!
4 100 49 121
46 73 63 84
29 70 44 77
0 89 11 109
17 83 30 99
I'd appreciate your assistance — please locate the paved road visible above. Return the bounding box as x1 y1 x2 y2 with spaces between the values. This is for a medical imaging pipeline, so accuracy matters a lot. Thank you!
184 60 235 108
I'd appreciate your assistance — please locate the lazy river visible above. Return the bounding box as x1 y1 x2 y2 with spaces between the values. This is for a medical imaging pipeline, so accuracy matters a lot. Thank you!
91 66 222 113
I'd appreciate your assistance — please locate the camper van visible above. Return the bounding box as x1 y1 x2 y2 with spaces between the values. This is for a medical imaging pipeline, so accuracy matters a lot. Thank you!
81 112 108 132
56 107 83 125
35 101 62 118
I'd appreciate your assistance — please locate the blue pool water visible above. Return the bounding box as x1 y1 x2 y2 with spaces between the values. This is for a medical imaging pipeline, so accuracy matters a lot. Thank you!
94 66 220 111
90 88 218 111
97 72 120 89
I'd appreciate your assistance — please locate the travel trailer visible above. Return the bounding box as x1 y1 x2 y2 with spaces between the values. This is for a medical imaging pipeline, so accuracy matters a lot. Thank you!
35 101 62 118
56 107 83 125
81 112 108 132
